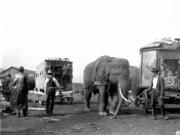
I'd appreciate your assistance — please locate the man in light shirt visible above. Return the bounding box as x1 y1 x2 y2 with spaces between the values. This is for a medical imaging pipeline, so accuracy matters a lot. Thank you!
44 69 61 116
150 67 165 120
152 71 159 89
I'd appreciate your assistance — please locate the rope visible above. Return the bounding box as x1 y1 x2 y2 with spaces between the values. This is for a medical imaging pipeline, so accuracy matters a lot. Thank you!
129 88 151 102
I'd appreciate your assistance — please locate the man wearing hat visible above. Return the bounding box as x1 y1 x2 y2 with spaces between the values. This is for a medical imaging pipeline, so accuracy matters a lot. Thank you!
150 67 165 120
150 67 159 120
13 66 28 117
44 69 61 115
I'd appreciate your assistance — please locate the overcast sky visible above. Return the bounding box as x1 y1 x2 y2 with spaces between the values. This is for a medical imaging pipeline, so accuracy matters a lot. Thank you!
0 0 180 82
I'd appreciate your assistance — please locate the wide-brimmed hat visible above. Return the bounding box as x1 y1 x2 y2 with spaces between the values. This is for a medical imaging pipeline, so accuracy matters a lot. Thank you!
151 68 159 73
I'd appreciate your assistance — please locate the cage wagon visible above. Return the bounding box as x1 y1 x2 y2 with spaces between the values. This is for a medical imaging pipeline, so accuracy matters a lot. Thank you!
136 38 180 115
28 58 74 104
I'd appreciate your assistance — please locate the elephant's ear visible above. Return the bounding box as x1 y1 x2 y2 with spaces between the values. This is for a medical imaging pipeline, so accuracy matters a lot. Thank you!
92 56 112 82
92 59 101 82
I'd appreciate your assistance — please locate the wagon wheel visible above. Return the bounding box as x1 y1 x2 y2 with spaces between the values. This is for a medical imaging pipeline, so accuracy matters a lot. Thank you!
141 91 149 114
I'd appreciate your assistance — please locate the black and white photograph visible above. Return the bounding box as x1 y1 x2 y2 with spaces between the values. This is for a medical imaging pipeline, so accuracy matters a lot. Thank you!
0 0 180 135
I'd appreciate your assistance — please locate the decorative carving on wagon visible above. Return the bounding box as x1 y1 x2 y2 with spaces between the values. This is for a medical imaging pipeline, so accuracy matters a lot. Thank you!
163 62 178 87
140 37 179 88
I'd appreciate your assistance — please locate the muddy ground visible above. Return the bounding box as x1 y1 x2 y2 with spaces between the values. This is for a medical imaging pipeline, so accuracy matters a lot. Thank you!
1 94 180 135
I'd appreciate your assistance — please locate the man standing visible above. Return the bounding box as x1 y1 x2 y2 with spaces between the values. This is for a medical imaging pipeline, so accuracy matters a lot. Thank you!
13 66 28 117
62 64 72 89
3 74 11 101
151 68 159 120
151 67 165 120
44 69 61 116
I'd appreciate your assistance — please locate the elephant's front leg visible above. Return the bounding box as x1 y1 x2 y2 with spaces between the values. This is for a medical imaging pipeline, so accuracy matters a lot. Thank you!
98 85 108 116
109 92 118 115
84 89 91 111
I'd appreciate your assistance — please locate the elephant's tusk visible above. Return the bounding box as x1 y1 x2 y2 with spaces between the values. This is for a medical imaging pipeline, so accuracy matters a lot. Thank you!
118 86 131 103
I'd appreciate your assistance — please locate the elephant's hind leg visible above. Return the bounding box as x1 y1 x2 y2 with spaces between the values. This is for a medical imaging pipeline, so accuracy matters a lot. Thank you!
84 89 92 111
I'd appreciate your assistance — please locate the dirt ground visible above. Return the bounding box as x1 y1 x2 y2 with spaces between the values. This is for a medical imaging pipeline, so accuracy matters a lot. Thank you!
1 94 180 135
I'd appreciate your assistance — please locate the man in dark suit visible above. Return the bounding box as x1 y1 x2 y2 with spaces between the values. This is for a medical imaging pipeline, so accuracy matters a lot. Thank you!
151 68 165 120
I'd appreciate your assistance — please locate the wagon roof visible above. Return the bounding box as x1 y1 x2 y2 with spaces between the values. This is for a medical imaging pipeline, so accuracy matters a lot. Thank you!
45 58 72 63
45 59 72 63
140 38 179 52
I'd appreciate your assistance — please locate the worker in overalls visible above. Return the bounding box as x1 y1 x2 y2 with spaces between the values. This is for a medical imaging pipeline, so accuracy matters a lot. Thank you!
44 69 61 116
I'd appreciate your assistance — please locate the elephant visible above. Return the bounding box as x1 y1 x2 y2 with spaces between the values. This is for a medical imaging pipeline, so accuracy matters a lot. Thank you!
83 55 130 118
83 65 141 115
